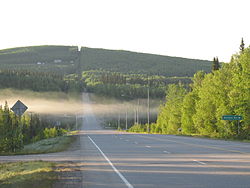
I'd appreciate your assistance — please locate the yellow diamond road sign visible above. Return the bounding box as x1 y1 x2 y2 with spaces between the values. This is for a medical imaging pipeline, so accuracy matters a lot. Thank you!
11 100 28 116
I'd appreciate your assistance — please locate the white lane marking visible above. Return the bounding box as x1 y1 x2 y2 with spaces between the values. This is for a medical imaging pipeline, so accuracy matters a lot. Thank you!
163 150 171 154
134 142 138 144
193 160 206 165
125 140 129 141
88 136 134 188
145 145 151 148
120 138 123 139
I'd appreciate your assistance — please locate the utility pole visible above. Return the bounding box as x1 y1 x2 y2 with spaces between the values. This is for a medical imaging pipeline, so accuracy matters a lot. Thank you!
147 77 150 133
118 113 120 130
137 99 140 124
75 114 77 130
125 110 128 130
134 109 137 124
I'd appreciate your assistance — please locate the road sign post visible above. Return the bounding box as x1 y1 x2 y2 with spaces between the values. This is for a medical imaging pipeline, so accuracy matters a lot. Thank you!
11 100 28 149
222 115 243 120
11 100 28 116
222 115 243 135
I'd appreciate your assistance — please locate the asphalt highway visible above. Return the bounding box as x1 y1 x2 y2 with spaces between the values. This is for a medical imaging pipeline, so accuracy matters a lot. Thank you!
1 93 250 188
78 93 250 188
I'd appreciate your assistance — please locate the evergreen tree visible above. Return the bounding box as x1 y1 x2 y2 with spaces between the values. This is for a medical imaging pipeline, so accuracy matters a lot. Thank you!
212 57 220 71
239 37 245 53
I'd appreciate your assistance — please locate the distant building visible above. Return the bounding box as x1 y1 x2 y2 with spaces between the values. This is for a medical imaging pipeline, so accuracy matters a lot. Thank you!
37 62 45 65
54 59 62 63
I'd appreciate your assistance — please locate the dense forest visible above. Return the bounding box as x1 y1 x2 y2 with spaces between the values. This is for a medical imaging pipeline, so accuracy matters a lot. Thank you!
83 70 191 99
0 45 79 74
0 102 73 153
0 70 82 92
80 47 211 76
0 45 211 99
0 45 79 65
0 45 211 76
0 43 249 141
129 46 250 139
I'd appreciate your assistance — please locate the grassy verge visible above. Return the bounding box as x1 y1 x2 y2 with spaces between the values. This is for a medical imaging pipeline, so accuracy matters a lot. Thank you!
20 135 77 155
0 161 57 188
0 134 77 155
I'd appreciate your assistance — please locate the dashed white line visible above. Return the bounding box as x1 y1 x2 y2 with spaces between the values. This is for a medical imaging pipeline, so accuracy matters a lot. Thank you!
88 136 134 188
193 160 206 165
145 145 151 148
163 150 171 154
134 142 138 144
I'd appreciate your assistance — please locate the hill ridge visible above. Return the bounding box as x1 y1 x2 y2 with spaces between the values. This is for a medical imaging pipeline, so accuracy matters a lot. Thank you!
0 45 211 76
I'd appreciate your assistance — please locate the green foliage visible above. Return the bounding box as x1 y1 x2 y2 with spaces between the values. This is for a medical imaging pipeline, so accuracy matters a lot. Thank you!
83 70 191 99
181 92 198 134
129 46 250 139
240 38 245 53
0 45 211 77
21 135 75 154
0 45 210 97
0 103 69 153
80 47 211 76
43 127 57 139
43 127 66 139
0 70 82 93
0 161 56 188
128 123 147 133
212 57 220 71
0 102 23 152
0 45 79 74
156 84 187 134
0 45 78 65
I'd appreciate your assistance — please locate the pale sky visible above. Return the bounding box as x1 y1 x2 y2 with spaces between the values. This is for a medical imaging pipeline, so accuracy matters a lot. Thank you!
1 0 249 62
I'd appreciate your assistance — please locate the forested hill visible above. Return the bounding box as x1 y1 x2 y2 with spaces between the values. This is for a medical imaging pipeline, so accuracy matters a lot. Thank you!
0 45 211 76
80 47 212 76
0 45 79 64
0 45 79 74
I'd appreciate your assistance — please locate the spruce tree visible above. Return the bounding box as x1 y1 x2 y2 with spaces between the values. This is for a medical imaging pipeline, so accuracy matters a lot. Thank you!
240 38 245 53
212 57 220 71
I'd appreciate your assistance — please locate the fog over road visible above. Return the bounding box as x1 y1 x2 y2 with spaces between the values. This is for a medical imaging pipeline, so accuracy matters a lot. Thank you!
1 93 250 188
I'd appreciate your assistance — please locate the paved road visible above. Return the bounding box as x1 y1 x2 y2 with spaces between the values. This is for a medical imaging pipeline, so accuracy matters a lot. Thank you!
78 93 250 188
1 93 250 188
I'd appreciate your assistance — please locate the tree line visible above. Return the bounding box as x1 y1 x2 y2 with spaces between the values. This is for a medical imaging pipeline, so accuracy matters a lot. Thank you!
0 70 82 92
129 45 250 139
80 47 211 76
83 70 191 99
0 102 71 153
0 68 191 99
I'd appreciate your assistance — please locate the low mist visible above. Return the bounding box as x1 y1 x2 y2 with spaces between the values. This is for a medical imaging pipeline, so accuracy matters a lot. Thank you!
0 89 162 119
0 89 83 115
